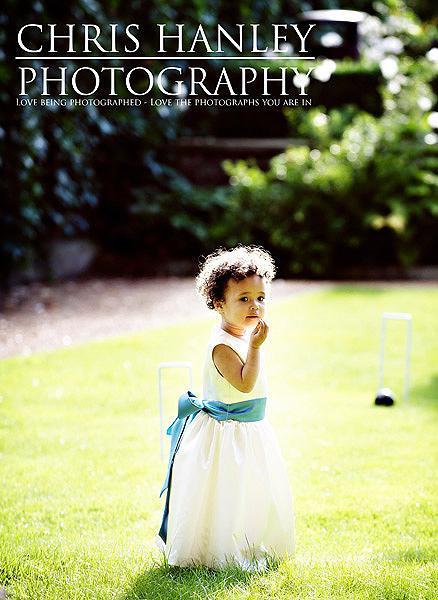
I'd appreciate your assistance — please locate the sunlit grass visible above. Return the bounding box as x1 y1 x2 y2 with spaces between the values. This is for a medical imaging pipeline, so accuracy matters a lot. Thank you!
1 285 437 599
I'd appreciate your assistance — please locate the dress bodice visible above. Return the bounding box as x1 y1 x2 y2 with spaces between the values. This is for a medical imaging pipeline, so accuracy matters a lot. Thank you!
202 324 268 404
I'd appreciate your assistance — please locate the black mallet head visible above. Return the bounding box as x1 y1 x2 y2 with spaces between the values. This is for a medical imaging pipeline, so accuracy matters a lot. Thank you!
375 387 395 406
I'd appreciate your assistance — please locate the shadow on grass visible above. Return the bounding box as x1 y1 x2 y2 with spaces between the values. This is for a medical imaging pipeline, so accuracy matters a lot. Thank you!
328 285 388 296
124 553 282 600
387 544 436 564
411 374 438 412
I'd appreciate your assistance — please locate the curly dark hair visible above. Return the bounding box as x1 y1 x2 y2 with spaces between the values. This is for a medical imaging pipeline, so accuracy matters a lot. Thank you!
195 245 276 310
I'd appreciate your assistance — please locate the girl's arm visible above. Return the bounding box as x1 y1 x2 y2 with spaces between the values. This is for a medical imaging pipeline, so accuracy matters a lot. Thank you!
213 320 268 393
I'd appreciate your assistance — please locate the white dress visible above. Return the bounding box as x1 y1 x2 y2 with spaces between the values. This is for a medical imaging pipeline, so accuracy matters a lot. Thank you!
155 324 295 570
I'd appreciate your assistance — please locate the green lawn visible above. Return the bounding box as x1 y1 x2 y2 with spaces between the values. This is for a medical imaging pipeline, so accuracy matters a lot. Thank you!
1 285 437 599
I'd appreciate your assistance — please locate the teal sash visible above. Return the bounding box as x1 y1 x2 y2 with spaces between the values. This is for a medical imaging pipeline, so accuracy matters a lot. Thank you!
158 390 266 544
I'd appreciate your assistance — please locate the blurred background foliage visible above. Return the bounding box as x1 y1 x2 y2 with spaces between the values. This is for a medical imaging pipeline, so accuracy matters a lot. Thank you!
0 0 437 286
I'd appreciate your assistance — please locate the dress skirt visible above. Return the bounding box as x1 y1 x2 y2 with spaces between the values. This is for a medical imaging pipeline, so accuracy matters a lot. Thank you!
155 410 295 569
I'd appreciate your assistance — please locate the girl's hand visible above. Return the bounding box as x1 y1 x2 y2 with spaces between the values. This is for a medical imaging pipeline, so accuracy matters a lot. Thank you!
250 319 268 348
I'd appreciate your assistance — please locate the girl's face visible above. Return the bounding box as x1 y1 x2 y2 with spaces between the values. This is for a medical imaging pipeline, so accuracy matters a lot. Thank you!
214 274 267 335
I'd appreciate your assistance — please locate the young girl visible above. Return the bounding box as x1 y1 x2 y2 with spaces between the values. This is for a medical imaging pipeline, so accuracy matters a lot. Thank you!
155 245 295 570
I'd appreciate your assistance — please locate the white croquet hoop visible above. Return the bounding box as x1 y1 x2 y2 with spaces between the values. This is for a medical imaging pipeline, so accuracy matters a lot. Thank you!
379 312 412 403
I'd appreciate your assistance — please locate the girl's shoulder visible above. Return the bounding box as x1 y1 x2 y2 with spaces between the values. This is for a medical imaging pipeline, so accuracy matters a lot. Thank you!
207 325 249 370
209 325 249 350
207 326 251 364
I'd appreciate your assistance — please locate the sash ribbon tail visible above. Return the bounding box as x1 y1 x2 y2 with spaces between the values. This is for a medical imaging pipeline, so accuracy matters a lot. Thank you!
157 390 202 544
159 391 204 498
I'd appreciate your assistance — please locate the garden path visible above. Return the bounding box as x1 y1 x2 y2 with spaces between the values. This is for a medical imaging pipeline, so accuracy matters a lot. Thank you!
0 277 331 358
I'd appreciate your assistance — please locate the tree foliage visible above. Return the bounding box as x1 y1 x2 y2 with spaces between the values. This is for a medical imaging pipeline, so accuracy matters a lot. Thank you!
0 0 436 283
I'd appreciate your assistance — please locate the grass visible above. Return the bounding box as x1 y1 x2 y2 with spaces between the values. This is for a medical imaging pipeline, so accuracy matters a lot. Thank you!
0 284 437 599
